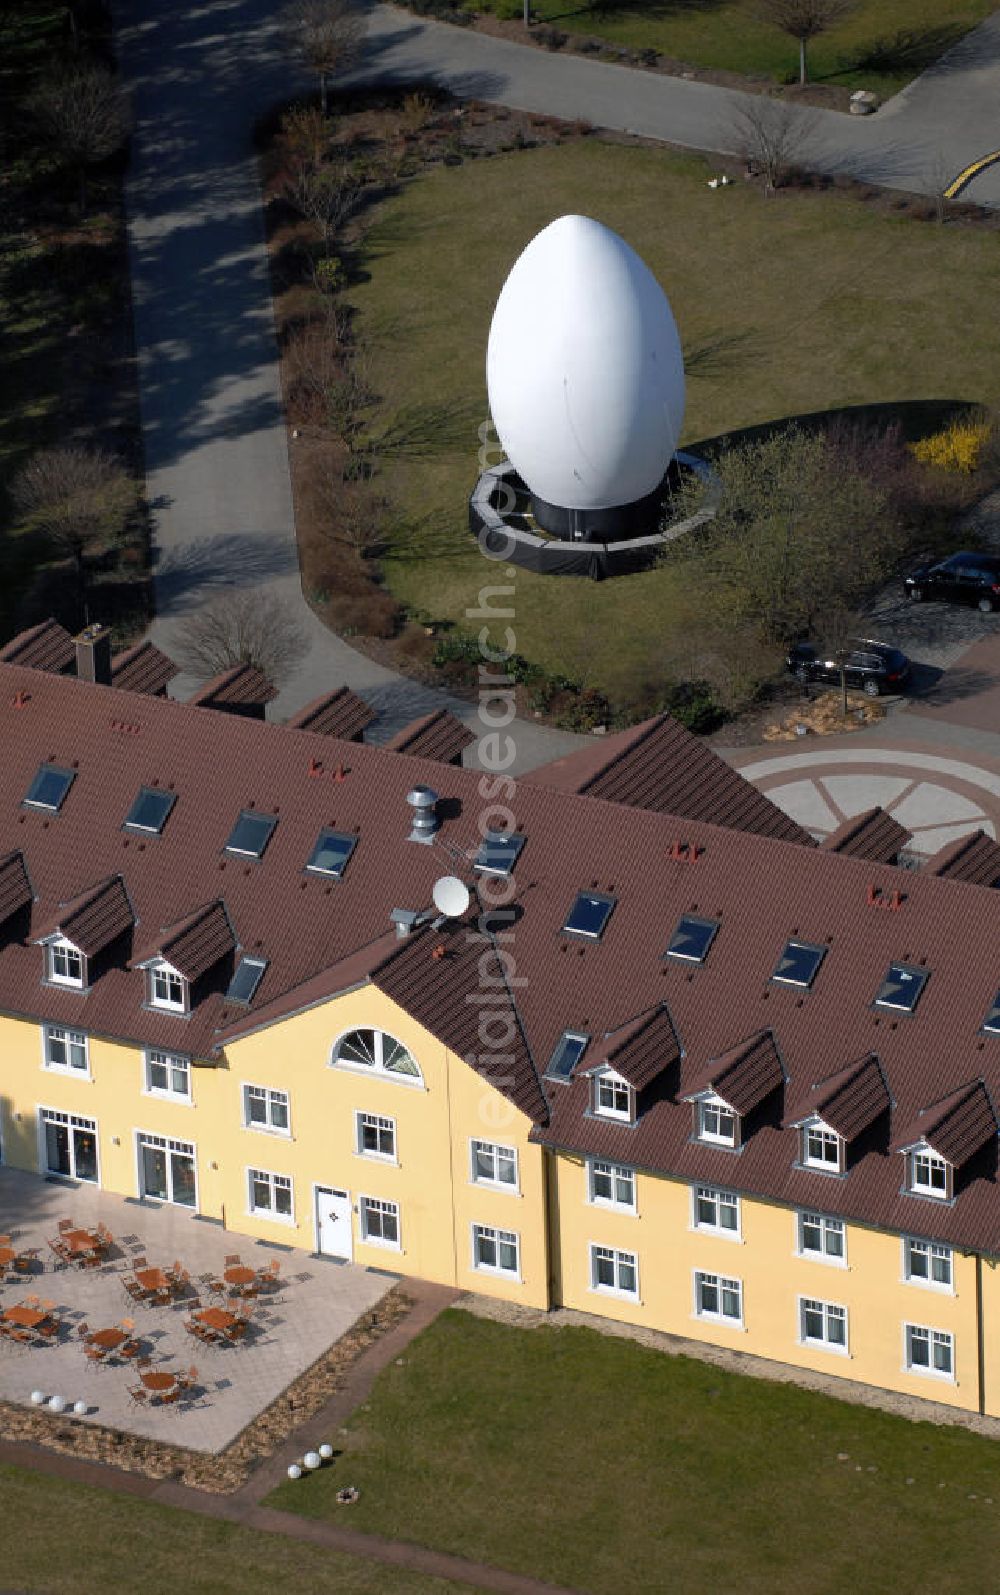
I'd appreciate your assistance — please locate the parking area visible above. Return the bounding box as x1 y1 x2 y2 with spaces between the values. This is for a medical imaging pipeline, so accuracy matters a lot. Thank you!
0 1168 395 1453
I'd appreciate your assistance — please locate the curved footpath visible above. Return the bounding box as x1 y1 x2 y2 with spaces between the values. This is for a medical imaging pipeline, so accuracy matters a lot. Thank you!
114 0 1000 777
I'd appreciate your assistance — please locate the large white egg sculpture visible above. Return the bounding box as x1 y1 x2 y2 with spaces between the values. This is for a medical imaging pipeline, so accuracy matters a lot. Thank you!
486 215 685 512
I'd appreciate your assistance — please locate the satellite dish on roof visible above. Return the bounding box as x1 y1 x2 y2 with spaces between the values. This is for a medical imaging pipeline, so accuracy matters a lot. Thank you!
432 875 471 919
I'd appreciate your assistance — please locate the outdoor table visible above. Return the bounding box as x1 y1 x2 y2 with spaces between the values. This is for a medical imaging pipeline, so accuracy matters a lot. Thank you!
3 1305 45 1329
0 1246 16 1268
88 1327 127 1353
135 1266 171 1295
223 1266 256 1289
63 1228 101 1256
140 1370 177 1394
194 1307 237 1335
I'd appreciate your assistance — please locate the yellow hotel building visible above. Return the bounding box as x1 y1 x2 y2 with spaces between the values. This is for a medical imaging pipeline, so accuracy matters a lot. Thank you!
4 622 1000 1418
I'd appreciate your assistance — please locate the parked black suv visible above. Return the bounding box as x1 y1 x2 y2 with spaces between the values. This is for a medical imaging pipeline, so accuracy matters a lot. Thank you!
786 640 911 698
904 551 1000 612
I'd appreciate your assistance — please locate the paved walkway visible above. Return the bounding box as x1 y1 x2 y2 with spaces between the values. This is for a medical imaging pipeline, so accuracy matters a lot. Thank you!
113 0 1000 780
728 631 1000 851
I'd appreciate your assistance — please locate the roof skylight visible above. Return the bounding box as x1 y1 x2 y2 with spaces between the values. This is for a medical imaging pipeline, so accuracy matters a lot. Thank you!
124 787 176 835
665 915 718 964
545 1031 590 1083
23 764 75 813
224 810 277 859
562 892 616 941
474 830 526 877
982 991 1000 1035
306 829 357 879
875 963 928 1014
225 956 267 1005
772 940 826 989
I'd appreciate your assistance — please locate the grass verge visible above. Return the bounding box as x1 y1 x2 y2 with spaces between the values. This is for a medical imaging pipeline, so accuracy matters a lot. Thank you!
268 1308 1000 1595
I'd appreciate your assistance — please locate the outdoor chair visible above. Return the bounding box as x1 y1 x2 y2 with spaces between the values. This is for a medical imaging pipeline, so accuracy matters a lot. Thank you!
57 1220 74 1233
122 1279 145 1305
22 1294 40 1306
75 1322 90 1339
136 1354 153 1369
0 1234 11 1247
132 1255 148 1269
14 1248 40 1274
39 1298 55 1311
127 1386 147 1408
85 1342 106 1363
120 1317 135 1331
46 1239 68 1267
224 1253 240 1266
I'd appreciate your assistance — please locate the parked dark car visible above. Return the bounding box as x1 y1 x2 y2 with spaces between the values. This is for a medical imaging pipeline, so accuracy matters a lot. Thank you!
786 640 911 698
904 551 1000 612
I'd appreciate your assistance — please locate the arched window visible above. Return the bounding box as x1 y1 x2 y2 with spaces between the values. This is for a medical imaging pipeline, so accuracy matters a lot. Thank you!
332 1028 421 1082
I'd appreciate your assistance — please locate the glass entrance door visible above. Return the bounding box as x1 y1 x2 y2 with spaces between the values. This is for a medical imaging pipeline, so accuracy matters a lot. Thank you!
41 1110 99 1183
138 1132 197 1206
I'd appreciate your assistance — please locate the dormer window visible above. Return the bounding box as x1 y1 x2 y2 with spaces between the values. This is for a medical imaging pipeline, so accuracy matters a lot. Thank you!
908 1147 951 1200
593 1068 633 1122
696 1093 737 1148
47 937 85 989
148 960 188 1013
800 1118 844 1173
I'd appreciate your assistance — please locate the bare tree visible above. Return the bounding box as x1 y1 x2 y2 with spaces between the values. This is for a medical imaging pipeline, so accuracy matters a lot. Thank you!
172 590 310 684
730 98 815 195
281 0 364 116
12 446 136 602
30 62 130 213
303 454 393 557
751 0 854 85
284 159 361 246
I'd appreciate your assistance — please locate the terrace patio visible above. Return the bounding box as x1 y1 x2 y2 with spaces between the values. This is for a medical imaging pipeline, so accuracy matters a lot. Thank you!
0 1168 396 1453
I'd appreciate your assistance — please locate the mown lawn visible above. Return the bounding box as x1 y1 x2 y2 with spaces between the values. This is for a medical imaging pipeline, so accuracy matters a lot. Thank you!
269 1309 1000 1595
0 1463 469 1595
350 137 1000 705
472 0 998 98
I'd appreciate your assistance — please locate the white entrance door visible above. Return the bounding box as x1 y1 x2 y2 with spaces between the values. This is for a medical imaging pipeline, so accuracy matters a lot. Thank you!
316 1187 353 1260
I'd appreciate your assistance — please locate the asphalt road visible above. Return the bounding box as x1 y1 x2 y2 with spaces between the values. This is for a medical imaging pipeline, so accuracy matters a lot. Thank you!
112 0 1000 769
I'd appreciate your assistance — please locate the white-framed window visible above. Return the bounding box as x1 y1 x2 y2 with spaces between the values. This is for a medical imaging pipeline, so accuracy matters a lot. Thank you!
144 1050 191 1103
908 1148 951 1200
903 1238 953 1290
357 1111 396 1162
694 1270 743 1325
905 1323 954 1380
42 1024 89 1076
471 1139 518 1189
593 1069 633 1122
801 1121 843 1173
137 1131 197 1208
360 1195 401 1249
39 1108 98 1183
590 1243 639 1299
471 1223 519 1277
696 1095 737 1148
799 1297 848 1354
243 1084 290 1135
148 960 187 1013
46 937 86 989
589 1160 636 1212
332 1028 422 1084
693 1184 740 1236
797 1211 846 1265
248 1167 293 1222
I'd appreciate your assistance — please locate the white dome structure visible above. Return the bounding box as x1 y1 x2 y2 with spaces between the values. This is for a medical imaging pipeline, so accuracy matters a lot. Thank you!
486 215 685 514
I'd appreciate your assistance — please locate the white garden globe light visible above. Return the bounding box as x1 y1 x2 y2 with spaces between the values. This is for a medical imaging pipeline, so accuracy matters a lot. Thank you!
486 215 685 512
287 1464 303 1480
73 1400 88 1417
318 1443 334 1461
48 1395 67 1414
30 1390 46 1406
303 1451 322 1470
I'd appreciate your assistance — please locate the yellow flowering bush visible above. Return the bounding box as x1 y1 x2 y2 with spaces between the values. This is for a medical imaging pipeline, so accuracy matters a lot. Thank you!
910 419 991 473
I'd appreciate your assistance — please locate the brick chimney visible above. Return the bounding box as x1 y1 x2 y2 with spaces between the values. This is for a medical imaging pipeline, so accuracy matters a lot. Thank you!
73 623 112 685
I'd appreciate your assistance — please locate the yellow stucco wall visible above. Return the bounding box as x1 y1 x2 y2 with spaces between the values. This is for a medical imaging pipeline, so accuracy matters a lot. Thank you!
551 1152 980 1412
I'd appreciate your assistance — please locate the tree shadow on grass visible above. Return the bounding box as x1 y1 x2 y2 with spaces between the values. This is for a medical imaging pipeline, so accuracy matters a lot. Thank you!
544 0 726 21
683 329 761 383
832 23 966 80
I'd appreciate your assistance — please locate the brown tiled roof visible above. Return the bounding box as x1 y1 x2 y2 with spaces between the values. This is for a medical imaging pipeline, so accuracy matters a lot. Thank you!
371 925 548 1123
132 901 234 983
892 1080 998 1167
10 661 1000 1252
286 688 375 742
188 663 278 709
34 875 133 959
592 1005 680 1092
386 709 475 765
822 808 909 864
926 830 1000 887
0 852 33 925
527 715 814 845
785 1053 890 1142
0 620 75 674
682 1029 784 1117
110 641 179 697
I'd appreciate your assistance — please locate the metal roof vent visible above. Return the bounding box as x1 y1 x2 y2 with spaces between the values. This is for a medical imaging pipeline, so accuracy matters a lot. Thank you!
407 785 439 845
